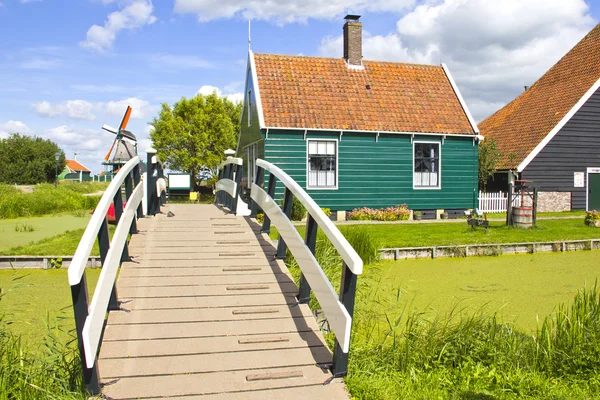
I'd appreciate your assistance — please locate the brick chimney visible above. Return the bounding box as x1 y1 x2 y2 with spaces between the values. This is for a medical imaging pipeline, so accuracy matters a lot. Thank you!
343 15 362 67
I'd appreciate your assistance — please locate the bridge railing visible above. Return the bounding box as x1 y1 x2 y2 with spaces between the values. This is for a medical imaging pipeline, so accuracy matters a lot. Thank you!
215 157 243 214
146 148 166 216
67 156 145 395
251 158 363 377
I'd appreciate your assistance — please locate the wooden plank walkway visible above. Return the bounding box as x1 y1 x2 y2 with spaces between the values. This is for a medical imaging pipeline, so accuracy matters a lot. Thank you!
98 204 349 399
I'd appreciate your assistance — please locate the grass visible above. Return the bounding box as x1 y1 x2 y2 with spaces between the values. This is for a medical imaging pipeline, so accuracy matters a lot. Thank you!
283 235 600 398
0 214 91 252
0 228 106 256
271 218 600 248
0 269 98 399
0 269 100 345
0 183 101 219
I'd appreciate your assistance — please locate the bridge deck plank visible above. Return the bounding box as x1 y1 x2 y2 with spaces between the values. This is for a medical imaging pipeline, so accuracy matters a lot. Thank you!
98 204 348 399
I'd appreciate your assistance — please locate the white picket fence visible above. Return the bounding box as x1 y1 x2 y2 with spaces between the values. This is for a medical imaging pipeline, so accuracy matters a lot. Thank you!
478 191 521 213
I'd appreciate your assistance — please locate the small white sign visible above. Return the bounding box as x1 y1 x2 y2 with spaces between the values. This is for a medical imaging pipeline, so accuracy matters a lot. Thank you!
169 174 191 189
574 172 585 188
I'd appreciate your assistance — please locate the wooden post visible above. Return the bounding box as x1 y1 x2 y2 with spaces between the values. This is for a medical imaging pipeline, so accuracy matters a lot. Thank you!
97 218 119 311
233 164 243 215
533 187 538 226
298 214 316 303
70 273 100 394
146 149 157 216
276 188 293 259
507 182 514 226
113 184 130 262
250 166 264 217
261 173 276 234
332 262 357 378
125 172 137 234
133 163 143 219
216 168 223 206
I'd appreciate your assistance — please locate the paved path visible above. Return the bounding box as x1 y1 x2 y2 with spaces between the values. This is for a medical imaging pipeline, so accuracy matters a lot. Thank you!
98 204 348 399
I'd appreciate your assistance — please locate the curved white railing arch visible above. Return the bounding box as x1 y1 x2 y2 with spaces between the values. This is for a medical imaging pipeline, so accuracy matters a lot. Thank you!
69 156 141 285
67 155 147 395
250 158 362 377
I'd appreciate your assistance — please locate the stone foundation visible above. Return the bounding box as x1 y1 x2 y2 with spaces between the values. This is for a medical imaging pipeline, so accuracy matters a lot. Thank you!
537 191 571 212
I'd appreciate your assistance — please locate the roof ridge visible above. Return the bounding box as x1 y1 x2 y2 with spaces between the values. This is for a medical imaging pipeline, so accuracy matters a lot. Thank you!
253 52 441 68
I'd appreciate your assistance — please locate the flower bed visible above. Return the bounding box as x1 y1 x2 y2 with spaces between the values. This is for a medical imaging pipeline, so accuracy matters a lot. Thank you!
347 204 411 221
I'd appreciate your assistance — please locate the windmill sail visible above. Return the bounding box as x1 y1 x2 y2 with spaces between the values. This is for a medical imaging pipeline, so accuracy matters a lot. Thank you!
102 105 138 168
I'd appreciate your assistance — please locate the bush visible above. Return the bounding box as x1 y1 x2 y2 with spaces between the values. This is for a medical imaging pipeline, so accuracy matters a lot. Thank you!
347 204 411 221
585 210 600 221
0 183 101 219
277 196 307 221
321 207 332 217
291 196 307 221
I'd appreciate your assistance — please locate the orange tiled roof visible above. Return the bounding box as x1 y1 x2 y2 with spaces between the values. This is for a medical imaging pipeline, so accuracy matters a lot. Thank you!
254 53 475 135
66 159 90 172
479 24 600 170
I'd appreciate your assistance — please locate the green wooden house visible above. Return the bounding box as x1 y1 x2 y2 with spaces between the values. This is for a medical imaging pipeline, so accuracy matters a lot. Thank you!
237 16 481 219
58 159 92 182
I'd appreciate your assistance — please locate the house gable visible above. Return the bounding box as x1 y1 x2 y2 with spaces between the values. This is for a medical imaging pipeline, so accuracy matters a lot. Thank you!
521 86 600 209
480 23 600 170
236 51 264 155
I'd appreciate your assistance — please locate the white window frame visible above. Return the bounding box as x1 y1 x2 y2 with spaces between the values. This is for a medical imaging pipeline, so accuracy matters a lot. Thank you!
306 138 338 190
247 90 252 127
413 140 442 190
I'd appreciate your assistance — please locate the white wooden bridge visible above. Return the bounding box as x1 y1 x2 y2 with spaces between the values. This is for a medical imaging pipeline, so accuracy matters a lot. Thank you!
67 152 362 399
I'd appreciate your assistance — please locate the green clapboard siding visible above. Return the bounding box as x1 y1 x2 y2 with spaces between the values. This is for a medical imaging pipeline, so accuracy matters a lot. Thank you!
264 129 478 211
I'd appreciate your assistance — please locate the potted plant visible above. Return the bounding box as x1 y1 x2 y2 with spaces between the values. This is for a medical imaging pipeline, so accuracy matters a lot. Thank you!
585 210 600 227
440 212 448 220
413 211 422 221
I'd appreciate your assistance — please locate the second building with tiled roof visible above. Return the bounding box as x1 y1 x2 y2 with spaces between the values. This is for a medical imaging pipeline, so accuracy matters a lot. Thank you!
237 15 481 217
480 23 600 211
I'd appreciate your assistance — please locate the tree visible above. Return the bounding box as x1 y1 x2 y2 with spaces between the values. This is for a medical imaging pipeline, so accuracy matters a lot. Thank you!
0 133 65 184
149 92 242 185
478 138 502 190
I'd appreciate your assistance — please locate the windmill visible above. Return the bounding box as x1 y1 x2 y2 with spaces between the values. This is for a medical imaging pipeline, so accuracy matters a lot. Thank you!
101 106 138 173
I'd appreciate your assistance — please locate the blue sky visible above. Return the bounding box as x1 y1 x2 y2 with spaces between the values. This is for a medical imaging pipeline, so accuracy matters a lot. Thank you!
0 0 598 174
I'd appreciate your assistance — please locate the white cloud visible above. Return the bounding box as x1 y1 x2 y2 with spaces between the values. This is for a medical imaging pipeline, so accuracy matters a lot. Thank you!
80 0 157 53
196 85 243 103
149 54 214 69
41 125 114 171
32 97 155 121
32 100 96 121
0 121 29 138
174 0 414 23
197 85 221 96
103 97 154 119
318 0 596 121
